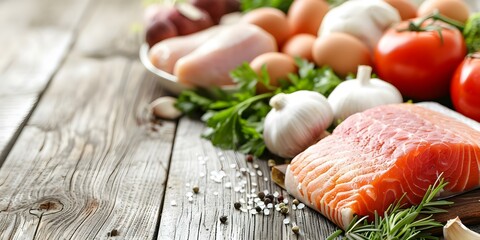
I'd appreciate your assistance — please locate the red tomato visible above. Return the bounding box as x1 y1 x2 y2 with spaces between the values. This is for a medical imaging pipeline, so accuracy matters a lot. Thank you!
451 53 480 122
374 20 466 100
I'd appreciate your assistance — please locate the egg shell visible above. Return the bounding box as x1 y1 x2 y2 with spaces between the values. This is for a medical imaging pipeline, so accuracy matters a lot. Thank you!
312 32 372 77
418 0 470 23
250 52 297 93
281 34 316 62
241 7 291 46
287 0 330 36
383 0 417 20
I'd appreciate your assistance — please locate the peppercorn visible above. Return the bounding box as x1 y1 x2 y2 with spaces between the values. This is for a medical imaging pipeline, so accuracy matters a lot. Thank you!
257 192 265 200
234 202 241 210
292 199 300 206
220 215 228 224
266 193 274 201
255 206 262 213
277 195 284 203
246 154 253 162
280 206 289 215
192 186 199 194
292 226 300 234
264 198 272 205
267 159 276 167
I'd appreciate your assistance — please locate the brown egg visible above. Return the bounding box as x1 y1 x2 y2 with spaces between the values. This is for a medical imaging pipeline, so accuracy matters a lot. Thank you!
312 33 372 77
241 7 291 46
383 0 417 20
250 52 297 93
418 0 470 23
281 34 316 62
288 0 330 36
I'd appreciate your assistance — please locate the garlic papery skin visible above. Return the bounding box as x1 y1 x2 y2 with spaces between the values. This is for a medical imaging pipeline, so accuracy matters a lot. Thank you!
263 90 333 158
327 65 403 122
444 217 480 240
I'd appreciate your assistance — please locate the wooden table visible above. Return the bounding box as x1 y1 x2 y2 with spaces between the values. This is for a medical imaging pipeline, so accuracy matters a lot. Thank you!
1 0 479 239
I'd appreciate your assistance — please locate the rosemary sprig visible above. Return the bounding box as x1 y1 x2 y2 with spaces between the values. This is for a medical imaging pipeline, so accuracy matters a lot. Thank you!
328 176 452 240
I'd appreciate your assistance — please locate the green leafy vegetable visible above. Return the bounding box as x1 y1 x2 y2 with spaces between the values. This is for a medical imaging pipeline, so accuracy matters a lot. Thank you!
176 58 342 156
464 12 480 54
240 0 294 13
327 176 452 240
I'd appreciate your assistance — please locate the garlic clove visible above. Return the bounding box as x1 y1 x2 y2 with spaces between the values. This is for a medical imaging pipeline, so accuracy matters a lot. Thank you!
443 217 480 240
150 96 182 120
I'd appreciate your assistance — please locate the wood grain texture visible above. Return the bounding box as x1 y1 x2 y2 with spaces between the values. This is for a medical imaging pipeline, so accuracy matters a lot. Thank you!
158 118 337 240
0 0 91 163
0 0 174 238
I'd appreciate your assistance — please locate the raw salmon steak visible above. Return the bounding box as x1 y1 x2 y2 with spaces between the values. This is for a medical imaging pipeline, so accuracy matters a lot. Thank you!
285 103 480 229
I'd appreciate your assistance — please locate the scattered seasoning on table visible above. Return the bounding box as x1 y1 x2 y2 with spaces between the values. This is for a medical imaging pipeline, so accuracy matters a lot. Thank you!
267 159 276 167
292 225 300 234
277 195 284 203
220 215 228 224
234 202 241 210
257 191 265 200
192 186 199 194
280 206 289 215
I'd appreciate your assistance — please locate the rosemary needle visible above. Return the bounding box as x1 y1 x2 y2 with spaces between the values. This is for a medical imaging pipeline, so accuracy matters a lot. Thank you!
328 176 452 240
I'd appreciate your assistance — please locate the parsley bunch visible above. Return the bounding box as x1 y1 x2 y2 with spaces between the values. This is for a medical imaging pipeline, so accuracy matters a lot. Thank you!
176 59 342 156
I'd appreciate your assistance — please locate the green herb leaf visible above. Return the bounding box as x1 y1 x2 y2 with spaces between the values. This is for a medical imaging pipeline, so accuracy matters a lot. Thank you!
240 0 294 13
176 59 342 156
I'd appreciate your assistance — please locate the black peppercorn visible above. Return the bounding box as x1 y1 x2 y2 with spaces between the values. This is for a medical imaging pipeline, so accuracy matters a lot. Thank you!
255 206 262 213
220 215 228 224
234 202 241 210
264 198 272 205
266 193 274 201
277 195 284 203
257 192 265 200
192 186 199 194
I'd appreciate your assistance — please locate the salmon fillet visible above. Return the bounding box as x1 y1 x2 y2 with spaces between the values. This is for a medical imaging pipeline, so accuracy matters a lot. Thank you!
285 103 480 229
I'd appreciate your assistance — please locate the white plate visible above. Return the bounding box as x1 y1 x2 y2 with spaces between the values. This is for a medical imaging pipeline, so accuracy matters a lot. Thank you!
139 43 237 95
139 43 186 95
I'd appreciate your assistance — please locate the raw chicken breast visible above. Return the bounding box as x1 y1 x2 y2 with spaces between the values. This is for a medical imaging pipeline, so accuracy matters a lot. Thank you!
148 25 223 74
285 103 480 229
174 23 277 87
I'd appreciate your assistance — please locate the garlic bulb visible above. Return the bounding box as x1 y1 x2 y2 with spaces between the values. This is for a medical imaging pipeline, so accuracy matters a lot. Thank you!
327 65 403 122
444 217 480 240
263 90 333 158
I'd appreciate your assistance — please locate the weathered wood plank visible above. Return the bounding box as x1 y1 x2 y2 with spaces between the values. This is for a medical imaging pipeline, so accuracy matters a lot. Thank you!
158 118 337 239
0 57 173 239
0 0 92 163
0 0 175 238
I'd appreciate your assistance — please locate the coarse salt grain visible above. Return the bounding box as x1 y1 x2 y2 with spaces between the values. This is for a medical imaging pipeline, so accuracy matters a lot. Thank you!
252 182 257 187
188 197 193 202
297 203 305 209
273 192 279 198
234 187 241 192
264 177 268 182
267 203 273 209
283 218 290 225
264 209 270 215
250 209 257 215
292 205 297 210
239 198 246 204
253 164 259 169
283 199 289 204
213 191 219 196
186 192 193 197
170 200 177 206
257 170 263 176
225 182 232 188
230 164 236 169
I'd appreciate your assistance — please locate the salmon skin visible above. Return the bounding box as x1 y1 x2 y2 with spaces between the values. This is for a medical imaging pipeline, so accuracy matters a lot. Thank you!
285 103 480 229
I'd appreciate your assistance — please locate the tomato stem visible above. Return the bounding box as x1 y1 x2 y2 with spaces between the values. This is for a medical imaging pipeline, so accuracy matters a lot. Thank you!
397 11 465 45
